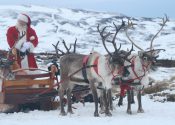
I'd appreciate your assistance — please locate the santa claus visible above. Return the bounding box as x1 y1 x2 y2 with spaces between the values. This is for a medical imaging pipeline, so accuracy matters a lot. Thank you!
6 13 38 70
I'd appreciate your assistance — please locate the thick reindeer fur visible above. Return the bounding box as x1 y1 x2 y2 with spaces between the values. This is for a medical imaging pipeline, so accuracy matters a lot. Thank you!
121 54 150 114
59 52 120 116
125 55 149 86
59 53 87 116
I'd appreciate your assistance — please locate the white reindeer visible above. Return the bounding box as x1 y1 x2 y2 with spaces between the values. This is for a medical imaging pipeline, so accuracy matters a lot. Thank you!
117 16 168 114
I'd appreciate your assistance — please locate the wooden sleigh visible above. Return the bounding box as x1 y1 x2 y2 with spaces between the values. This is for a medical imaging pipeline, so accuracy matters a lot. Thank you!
0 68 58 113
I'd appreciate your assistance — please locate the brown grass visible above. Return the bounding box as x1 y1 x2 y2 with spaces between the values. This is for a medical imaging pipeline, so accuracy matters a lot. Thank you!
144 82 169 94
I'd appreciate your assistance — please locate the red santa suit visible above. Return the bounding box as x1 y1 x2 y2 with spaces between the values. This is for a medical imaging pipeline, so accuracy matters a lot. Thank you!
6 14 38 69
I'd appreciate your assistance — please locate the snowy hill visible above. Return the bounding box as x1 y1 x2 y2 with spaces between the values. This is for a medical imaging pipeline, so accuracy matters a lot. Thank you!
1 5 175 81
0 5 175 59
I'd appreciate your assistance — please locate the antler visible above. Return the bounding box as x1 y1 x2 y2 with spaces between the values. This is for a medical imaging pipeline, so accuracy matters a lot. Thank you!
62 40 72 53
150 14 169 50
52 41 65 58
107 21 125 53
124 44 134 59
52 38 78 58
97 24 113 56
63 38 78 53
125 19 144 51
73 38 77 53
97 21 125 56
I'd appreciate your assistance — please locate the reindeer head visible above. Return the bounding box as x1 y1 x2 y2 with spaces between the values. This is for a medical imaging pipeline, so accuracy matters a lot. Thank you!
0 51 15 80
125 15 168 71
0 51 15 69
97 21 134 66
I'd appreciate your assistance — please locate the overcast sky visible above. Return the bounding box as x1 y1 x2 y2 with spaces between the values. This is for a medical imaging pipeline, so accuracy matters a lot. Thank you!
0 0 174 18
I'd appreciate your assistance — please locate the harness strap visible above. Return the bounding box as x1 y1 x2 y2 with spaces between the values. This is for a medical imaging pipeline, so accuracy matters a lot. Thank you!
131 59 140 80
120 85 132 96
127 58 146 83
82 55 98 83
106 58 124 81
82 55 90 83
119 57 146 96
93 56 99 75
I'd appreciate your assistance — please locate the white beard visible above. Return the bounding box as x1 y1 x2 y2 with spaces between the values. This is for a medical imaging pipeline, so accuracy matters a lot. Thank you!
15 22 30 69
15 22 27 33
15 22 27 50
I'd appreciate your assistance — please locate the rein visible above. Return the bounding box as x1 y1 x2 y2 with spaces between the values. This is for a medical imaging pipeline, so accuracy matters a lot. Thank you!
29 63 97 100
106 58 124 81
124 56 149 84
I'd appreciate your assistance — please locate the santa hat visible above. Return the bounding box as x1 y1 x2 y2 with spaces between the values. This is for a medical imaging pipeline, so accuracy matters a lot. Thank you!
17 13 31 27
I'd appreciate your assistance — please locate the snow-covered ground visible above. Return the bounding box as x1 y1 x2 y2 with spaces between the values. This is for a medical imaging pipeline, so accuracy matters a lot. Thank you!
0 5 175 125
0 96 175 125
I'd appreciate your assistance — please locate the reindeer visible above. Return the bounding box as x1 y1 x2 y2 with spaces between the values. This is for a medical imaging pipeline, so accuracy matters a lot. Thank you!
0 51 16 79
117 15 168 114
57 21 134 117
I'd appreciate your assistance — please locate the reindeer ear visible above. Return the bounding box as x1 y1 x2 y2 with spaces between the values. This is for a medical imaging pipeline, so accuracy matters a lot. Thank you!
138 51 143 57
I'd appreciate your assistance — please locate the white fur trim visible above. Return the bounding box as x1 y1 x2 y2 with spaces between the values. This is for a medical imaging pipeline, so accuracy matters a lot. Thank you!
28 42 35 52
18 14 28 23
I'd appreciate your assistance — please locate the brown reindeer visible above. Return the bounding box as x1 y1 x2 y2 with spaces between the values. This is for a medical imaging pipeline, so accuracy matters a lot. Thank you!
57 21 133 117
0 52 16 113
0 51 16 81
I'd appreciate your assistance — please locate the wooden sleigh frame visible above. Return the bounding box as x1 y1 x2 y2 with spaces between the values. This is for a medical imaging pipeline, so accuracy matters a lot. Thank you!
0 68 58 112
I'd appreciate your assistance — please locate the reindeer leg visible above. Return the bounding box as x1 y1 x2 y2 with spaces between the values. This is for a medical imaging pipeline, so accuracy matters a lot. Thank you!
137 90 144 113
67 88 74 114
103 89 112 116
131 89 135 104
91 83 99 117
107 89 113 111
99 94 105 114
59 87 66 116
127 90 132 114
118 95 123 107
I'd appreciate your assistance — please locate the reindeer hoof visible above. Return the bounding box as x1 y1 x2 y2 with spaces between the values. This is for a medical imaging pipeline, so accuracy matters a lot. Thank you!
109 106 113 111
67 110 74 114
60 111 67 116
127 109 132 114
137 109 144 113
105 112 112 117
94 112 99 117
99 109 105 114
